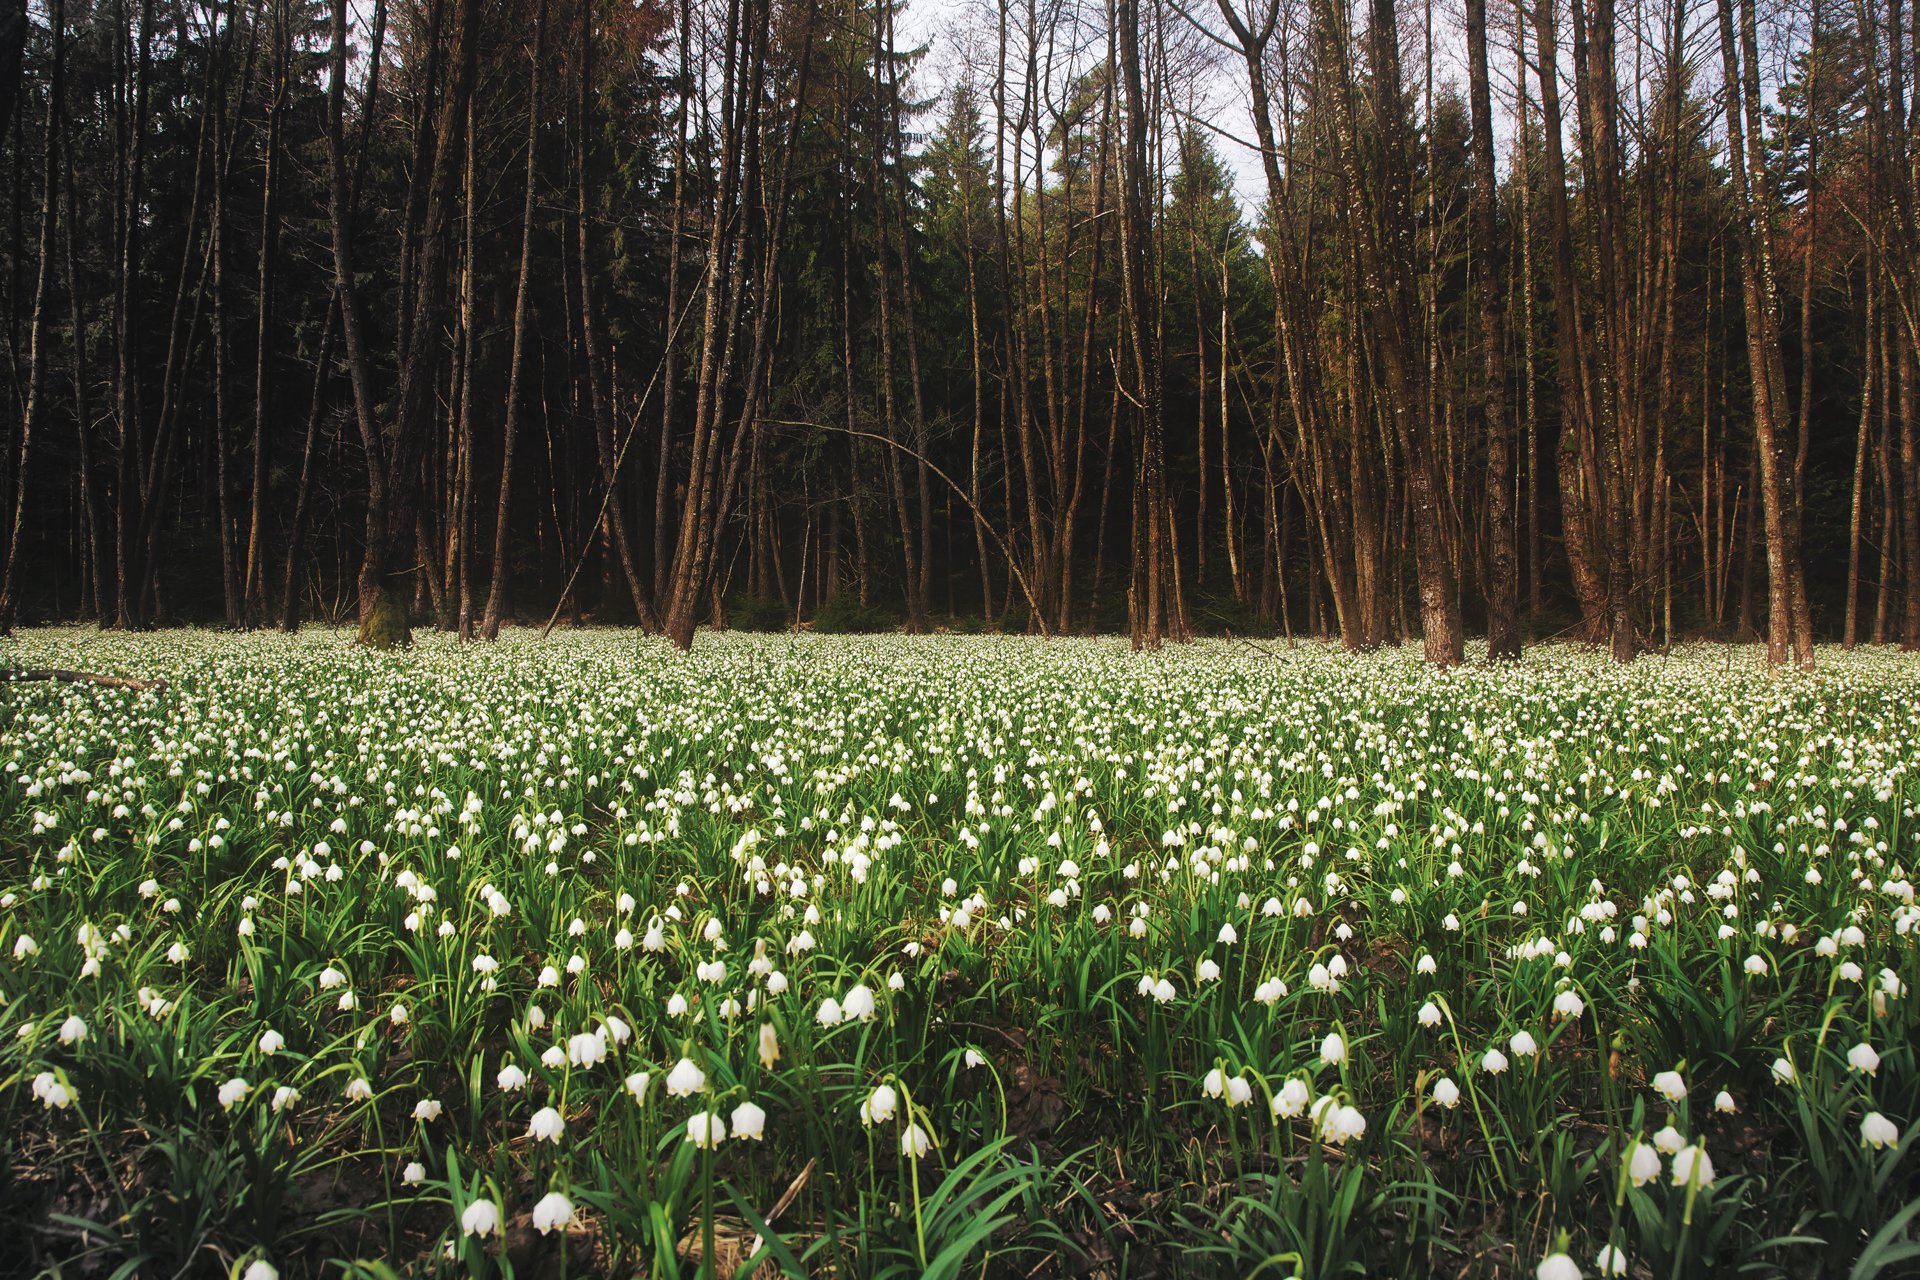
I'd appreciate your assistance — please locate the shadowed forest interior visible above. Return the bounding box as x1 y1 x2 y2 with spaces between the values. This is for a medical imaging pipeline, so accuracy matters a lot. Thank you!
0 0 1915 661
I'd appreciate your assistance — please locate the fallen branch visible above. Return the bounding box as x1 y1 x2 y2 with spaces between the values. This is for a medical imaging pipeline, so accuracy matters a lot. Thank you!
3 668 169 693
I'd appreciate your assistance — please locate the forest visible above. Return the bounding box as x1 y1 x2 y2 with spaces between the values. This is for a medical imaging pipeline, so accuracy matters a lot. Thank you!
0 0 1914 663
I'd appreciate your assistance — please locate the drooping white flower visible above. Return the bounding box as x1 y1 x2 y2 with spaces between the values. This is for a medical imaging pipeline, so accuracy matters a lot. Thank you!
843 984 877 1021
219 1077 252 1111
666 1057 706 1097
1320 1031 1347 1066
1862 1112 1900 1150
686 1111 726 1148
1627 1141 1661 1187
732 1100 768 1140
1481 1048 1509 1075
1651 1070 1686 1103
497 1064 528 1092
461 1199 502 1237
900 1123 932 1157
529 1106 565 1143
58 1015 87 1045
1848 1042 1881 1075
861 1083 899 1126
1594 1244 1627 1276
1535 1253 1582 1280
1671 1143 1715 1187
1431 1077 1461 1109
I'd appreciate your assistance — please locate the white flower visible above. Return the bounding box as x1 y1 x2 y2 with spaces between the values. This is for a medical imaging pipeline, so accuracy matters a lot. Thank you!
318 966 347 990
1418 1001 1443 1028
1594 1244 1627 1276
1202 1067 1226 1099
686 1111 727 1148
1431 1077 1461 1109
258 1029 285 1056
529 1106 565 1143
1536 1253 1582 1280
1320 1031 1347 1066
625 1071 652 1103
1481 1048 1509 1075
1652 1070 1686 1103
243 1261 279 1280
31 1071 74 1109
497 1064 528 1092
531 1191 575 1235
271 1086 300 1114
1671 1143 1715 1187
758 1023 781 1069
1652 1125 1684 1154
964 1048 986 1069
1217 923 1237 944
1848 1043 1881 1075
666 1057 707 1097
1323 1104 1366 1145
732 1100 768 1140
1509 1030 1539 1058
567 1031 608 1068
461 1199 502 1237
843 984 877 1021
1196 958 1221 983
1225 1076 1252 1107
861 1083 899 1126
900 1123 932 1157
346 1077 374 1102
1627 1140 1661 1186
1771 1056 1796 1085
1862 1112 1900 1149
816 998 844 1026
58 1015 87 1045
1552 990 1584 1020
412 1098 442 1122
402 1160 426 1184
219 1077 252 1111
1714 1090 1736 1114
12 935 38 960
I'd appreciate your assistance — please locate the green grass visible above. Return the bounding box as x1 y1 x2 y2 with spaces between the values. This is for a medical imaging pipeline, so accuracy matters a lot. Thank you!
1 628 1916 1279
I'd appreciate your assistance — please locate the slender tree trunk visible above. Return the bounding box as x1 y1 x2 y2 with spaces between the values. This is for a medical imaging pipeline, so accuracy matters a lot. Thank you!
1467 0 1517 659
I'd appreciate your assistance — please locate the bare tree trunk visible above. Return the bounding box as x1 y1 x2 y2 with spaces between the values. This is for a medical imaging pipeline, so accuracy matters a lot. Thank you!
1467 0 1517 659
480 0 547 640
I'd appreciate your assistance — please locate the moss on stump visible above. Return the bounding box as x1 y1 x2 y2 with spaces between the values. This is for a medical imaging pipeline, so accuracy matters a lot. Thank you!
357 588 413 650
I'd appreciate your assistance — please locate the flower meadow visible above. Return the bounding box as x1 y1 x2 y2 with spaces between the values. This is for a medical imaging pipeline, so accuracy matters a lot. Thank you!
2 629 1918 1280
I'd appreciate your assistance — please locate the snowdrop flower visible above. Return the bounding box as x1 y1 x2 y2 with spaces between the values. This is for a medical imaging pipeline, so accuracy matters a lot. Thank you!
567 1031 608 1068
964 1048 987 1069
1552 990 1584 1020
1535 1253 1581 1280
1509 1029 1539 1058
412 1098 443 1122
12 935 38 960
1320 1031 1347 1066
757 1023 781 1069
1416 954 1438 976
1481 1048 1509 1075
1274 1077 1311 1119
529 1106 566 1143
219 1078 252 1111
686 1111 726 1148
271 1086 300 1114
401 1160 427 1185
1652 1070 1686 1103
900 1123 932 1157
1196 958 1221 983
666 1057 706 1097
625 1071 652 1103
31 1071 75 1109
541 1045 566 1069
861 1083 899 1126
1714 1090 1736 1114
1848 1043 1881 1075
1254 977 1287 1005
318 966 347 990
497 1064 528 1092
531 1191 575 1235
1431 1077 1461 1109
1652 1125 1684 1154
1322 1103 1366 1145
732 1100 767 1140
389 1004 409 1027
1217 923 1238 945
1202 1067 1227 1099
461 1199 502 1237
346 1077 374 1102
1671 1143 1715 1187
1594 1244 1627 1276
58 1015 86 1045
843 984 877 1021
258 1029 285 1056
816 997 844 1027
1627 1141 1661 1187
1418 1001 1443 1028
243 1260 279 1280
1771 1056 1797 1085
1862 1112 1900 1150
